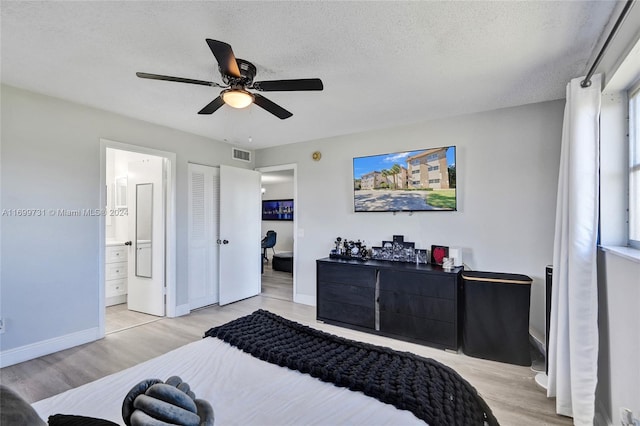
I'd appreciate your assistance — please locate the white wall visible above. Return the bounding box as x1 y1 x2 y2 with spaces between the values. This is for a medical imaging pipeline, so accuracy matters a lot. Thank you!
0 84 251 362
256 99 565 337
596 251 640 426
105 148 155 243
261 180 294 257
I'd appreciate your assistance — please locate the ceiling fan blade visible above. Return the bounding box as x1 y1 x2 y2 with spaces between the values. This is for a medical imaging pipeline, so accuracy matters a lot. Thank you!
252 78 323 92
253 94 293 119
206 39 241 78
198 97 225 115
136 72 222 87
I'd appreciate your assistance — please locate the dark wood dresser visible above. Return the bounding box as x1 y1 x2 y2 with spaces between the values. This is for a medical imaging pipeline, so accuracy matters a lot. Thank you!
316 257 463 350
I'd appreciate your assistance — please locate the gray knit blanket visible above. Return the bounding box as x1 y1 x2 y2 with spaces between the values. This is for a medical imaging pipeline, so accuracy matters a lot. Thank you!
204 309 499 426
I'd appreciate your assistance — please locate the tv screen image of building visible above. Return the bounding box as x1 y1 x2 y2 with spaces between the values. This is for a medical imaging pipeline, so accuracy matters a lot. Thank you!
262 199 294 221
353 146 456 212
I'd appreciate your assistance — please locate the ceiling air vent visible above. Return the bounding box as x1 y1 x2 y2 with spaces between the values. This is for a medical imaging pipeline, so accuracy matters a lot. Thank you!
232 147 251 163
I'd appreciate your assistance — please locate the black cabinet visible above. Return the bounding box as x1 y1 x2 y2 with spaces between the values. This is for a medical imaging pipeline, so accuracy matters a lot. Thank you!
379 269 458 349
316 258 462 350
316 261 376 329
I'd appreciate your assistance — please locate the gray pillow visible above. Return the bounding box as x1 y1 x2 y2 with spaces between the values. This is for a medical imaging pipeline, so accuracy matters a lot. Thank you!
122 376 214 426
0 385 47 426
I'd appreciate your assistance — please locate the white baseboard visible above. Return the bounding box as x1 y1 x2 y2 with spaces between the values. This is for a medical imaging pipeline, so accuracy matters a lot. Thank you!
294 293 315 306
534 373 549 390
173 303 191 317
0 327 101 368
105 294 126 307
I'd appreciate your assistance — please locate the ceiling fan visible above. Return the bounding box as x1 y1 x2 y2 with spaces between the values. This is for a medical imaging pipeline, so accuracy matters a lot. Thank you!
136 39 323 119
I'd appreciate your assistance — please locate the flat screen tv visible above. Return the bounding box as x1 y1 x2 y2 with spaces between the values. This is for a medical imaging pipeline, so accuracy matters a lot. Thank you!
353 146 456 212
262 199 294 221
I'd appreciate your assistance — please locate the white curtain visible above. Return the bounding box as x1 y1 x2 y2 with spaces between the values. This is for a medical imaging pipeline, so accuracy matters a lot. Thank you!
548 74 601 425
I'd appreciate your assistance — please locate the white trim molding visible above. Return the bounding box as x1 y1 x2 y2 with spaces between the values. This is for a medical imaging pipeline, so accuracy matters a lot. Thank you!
99 139 178 327
0 327 100 368
294 293 315 306
175 304 191 317
600 245 640 264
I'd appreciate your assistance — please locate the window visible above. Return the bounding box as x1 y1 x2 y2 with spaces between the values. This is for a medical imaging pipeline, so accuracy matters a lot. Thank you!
629 87 640 248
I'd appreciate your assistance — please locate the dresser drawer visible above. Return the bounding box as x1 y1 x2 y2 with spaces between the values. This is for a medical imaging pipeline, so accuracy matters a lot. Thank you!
317 262 376 287
106 279 127 297
379 269 456 299
106 246 128 263
318 281 374 307
106 262 127 280
379 291 456 322
380 312 456 348
318 300 375 329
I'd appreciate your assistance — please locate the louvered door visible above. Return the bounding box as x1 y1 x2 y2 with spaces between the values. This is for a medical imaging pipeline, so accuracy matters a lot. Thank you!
188 163 220 309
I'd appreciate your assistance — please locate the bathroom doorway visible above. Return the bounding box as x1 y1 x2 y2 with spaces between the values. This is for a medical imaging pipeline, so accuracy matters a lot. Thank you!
99 139 177 336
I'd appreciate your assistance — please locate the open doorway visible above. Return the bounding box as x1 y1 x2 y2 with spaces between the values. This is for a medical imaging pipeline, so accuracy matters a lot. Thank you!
99 139 177 337
257 164 297 302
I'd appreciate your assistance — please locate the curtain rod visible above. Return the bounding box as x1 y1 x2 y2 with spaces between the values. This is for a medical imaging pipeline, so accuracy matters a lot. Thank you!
581 0 635 88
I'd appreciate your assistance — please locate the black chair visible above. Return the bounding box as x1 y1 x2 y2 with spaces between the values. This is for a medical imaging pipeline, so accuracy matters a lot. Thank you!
261 230 277 262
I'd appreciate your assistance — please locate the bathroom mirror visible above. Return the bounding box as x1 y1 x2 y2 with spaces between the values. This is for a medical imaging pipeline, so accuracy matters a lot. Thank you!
135 183 153 278
115 176 127 208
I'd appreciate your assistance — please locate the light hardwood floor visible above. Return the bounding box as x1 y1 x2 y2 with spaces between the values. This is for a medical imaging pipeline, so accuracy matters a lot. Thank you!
103 262 292 332
105 303 162 334
1 267 570 425
261 260 294 302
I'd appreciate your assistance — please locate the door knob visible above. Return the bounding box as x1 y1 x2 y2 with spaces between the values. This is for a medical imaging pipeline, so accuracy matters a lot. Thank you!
223 239 229 244
124 241 132 246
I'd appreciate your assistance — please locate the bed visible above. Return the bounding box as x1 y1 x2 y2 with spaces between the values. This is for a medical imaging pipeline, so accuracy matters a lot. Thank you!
32 310 498 425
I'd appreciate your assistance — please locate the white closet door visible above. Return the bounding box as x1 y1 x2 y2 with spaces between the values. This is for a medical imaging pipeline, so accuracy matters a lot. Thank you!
188 163 220 309
218 165 262 305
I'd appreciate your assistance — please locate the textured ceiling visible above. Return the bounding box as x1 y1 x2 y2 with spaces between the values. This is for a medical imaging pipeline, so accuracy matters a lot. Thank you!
0 1 620 149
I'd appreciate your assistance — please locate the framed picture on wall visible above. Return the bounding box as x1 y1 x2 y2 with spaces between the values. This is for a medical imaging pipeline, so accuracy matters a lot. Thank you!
262 199 294 221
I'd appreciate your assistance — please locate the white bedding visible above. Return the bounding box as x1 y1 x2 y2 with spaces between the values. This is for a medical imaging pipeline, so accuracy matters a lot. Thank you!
33 337 423 425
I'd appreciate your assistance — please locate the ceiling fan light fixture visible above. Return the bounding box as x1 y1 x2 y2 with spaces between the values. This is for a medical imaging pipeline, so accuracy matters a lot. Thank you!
222 89 254 109
137 40 323 119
